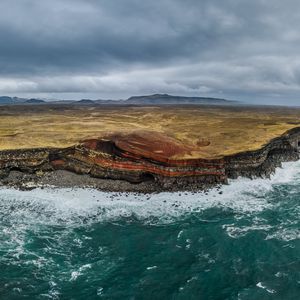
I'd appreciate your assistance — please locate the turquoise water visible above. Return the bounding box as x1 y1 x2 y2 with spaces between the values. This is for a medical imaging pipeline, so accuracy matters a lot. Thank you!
0 162 299 299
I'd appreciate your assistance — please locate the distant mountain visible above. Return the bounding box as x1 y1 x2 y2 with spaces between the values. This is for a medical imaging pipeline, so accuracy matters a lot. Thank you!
0 96 45 105
25 98 45 104
76 99 95 105
0 94 237 106
125 94 235 105
0 96 15 104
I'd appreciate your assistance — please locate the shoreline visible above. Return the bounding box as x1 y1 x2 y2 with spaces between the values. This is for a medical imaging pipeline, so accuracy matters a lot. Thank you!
0 170 220 193
1 127 300 193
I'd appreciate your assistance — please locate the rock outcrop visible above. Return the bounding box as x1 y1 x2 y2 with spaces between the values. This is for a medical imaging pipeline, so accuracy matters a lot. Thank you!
0 128 300 191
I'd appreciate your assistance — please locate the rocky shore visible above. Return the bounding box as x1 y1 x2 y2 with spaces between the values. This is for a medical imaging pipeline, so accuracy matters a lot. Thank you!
1 127 300 192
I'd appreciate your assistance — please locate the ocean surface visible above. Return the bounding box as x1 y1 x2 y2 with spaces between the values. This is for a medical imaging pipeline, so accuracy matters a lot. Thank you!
0 162 299 300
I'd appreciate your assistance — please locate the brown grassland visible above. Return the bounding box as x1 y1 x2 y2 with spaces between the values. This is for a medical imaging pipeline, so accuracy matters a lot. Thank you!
1 104 300 159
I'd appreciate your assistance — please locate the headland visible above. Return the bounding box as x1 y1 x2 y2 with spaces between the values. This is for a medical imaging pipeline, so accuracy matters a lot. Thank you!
1 104 300 191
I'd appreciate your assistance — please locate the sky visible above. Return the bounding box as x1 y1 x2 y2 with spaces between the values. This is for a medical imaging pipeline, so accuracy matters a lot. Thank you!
1 0 300 105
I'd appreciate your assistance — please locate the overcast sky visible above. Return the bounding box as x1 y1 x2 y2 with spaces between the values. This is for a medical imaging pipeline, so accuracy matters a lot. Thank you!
1 0 300 104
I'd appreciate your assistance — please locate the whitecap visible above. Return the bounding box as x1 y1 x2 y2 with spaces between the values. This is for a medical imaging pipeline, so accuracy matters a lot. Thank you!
70 264 92 281
266 228 300 241
256 282 276 294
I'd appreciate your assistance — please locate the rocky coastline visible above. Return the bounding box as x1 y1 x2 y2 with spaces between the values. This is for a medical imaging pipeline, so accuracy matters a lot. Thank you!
1 127 300 192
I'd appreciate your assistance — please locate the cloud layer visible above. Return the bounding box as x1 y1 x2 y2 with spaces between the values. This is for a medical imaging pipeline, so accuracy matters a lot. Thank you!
1 0 300 104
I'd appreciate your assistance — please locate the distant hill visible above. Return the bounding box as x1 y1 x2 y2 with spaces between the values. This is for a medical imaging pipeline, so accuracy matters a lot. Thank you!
25 98 45 104
0 96 45 105
0 94 237 106
76 99 95 105
0 96 15 104
125 94 235 105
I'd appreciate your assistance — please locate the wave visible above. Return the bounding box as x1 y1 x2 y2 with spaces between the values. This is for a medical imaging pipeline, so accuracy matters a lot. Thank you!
0 160 299 227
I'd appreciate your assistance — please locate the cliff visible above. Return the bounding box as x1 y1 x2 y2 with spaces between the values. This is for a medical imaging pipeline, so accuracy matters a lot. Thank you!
1 128 300 191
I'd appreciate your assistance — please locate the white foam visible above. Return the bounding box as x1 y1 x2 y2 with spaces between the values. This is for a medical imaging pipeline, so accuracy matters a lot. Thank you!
146 266 157 270
0 160 300 227
70 264 91 281
266 228 300 241
256 282 276 294
224 224 273 239
0 186 265 226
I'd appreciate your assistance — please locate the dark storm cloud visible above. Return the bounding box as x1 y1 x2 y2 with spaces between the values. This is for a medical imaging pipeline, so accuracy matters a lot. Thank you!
1 0 300 103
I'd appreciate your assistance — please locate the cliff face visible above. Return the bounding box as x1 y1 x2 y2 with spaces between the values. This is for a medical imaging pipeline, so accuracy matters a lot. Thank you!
225 127 300 179
48 131 227 189
0 128 300 191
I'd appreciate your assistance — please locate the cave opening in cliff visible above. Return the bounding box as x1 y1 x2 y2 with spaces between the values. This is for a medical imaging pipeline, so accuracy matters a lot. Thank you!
140 173 155 182
298 141 300 148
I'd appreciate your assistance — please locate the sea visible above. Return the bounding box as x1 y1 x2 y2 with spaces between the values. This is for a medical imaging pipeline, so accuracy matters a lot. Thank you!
0 161 299 300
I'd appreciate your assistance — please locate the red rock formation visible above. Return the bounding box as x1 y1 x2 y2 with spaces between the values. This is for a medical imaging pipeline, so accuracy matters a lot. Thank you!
49 131 226 185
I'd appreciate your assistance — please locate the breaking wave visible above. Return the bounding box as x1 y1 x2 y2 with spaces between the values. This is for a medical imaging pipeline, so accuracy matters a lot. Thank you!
0 161 300 226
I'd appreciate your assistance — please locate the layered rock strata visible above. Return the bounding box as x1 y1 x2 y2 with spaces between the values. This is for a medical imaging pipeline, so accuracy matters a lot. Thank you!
0 128 300 191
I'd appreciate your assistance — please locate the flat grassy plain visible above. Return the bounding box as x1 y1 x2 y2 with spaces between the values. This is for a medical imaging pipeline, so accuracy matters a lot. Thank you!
1 104 300 159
